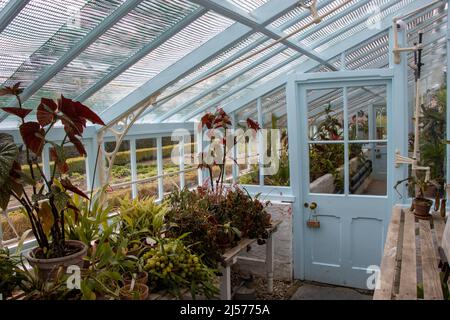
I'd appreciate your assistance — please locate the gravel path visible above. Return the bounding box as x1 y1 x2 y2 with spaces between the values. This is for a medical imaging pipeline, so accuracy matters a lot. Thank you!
231 272 299 300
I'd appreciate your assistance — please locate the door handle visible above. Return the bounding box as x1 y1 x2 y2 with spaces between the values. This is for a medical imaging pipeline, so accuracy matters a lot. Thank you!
304 202 318 210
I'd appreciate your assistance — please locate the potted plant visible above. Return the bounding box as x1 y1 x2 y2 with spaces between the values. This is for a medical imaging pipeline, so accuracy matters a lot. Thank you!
0 83 105 280
118 196 167 256
65 187 112 267
142 237 219 299
395 173 433 219
121 256 149 286
119 282 149 300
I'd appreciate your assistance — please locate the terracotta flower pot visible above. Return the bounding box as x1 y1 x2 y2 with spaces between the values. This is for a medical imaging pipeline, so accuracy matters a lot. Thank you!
119 283 149 300
122 271 148 286
26 240 88 281
413 198 433 220
424 185 437 198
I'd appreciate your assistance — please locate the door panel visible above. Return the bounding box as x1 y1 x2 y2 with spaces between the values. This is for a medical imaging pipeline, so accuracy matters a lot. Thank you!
300 80 391 289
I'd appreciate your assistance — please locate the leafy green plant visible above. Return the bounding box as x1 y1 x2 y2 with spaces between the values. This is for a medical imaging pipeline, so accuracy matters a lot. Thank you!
420 86 446 192
119 196 167 243
166 188 222 267
394 171 431 199
65 187 111 246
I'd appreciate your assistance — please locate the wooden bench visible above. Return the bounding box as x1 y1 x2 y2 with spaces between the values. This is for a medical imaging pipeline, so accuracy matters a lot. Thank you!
374 206 449 300
219 220 281 300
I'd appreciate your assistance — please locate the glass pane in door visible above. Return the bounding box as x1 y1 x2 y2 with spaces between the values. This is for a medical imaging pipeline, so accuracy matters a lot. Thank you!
349 142 387 195
307 88 344 141
309 143 345 194
347 85 387 141
307 88 344 194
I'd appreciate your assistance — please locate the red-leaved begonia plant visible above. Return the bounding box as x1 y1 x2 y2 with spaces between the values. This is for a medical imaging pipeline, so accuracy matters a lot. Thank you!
198 108 260 191
0 83 105 258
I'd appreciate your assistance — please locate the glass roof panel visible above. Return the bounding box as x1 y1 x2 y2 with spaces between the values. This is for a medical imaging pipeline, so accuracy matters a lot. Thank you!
146 39 286 120
1 0 126 100
25 0 200 109
0 0 9 11
0 0 91 85
86 11 234 114
313 0 416 53
226 0 270 13
165 49 295 122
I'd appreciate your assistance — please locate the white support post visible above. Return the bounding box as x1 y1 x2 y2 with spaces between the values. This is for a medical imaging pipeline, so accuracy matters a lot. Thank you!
84 140 94 192
130 138 138 199
220 265 232 300
368 104 376 166
257 97 264 186
42 144 51 182
179 135 185 189
196 126 204 187
86 135 102 192
340 51 346 70
343 86 350 195
266 233 275 294
390 25 409 204
157 137 164 200
231 112 238 183
40 144 51 194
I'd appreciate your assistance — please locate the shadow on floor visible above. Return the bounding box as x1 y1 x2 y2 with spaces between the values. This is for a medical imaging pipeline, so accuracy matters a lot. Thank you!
290 282 373 300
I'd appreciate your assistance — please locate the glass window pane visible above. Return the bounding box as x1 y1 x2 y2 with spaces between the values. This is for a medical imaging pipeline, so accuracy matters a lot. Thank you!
309 143 344 194
135 138 158 199
163 137 180 195
105 140 131 209
236 101 260 185
347 85 387 141
375 106 387 140
308 88 344 141
183 134 198 189
262 88 289 186
349 143 387 196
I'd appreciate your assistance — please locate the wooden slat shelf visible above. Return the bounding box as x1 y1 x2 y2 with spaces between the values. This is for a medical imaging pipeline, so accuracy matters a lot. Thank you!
374 206 448 300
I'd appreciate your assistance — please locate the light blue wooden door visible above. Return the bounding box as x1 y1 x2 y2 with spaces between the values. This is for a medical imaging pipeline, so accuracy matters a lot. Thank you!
298 79 392 289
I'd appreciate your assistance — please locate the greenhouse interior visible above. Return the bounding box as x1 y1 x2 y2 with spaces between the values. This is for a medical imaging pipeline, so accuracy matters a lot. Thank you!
0 0 450 302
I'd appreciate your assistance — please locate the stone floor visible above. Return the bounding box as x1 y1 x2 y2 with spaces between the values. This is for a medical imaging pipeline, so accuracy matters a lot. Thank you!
290 282 373 300
364 178 387 196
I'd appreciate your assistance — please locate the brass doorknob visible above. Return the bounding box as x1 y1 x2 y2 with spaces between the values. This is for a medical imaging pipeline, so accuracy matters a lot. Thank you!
304 202 318 210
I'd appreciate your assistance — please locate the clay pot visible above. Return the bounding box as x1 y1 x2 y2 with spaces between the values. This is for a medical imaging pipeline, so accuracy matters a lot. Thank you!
424 185 437 199
119 283 149 300
26 240 88 281
412 198 433 220
122 271 148 286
